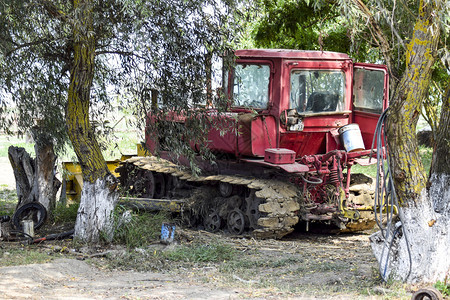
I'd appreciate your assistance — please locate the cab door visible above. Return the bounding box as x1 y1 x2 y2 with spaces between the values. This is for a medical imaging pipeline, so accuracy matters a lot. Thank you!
352 63 389 149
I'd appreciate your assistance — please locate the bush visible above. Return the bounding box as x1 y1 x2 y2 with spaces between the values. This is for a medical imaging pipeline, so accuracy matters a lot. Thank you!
53 203 79 224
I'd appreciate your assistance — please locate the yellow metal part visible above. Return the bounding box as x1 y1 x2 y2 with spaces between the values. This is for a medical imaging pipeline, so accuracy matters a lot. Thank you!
63 155 134 201
338 188 399 220
63 142 151 200
357 205 399 214
62 161 84 201
338 188 361 220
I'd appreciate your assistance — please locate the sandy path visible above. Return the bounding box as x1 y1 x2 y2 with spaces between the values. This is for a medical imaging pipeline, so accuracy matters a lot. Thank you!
0 258 243 300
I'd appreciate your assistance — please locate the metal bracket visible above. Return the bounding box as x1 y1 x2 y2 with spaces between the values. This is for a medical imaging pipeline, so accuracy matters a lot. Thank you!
338 188 360 220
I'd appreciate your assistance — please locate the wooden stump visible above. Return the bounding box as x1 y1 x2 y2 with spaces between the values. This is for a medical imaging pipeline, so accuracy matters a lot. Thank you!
8 143 61 221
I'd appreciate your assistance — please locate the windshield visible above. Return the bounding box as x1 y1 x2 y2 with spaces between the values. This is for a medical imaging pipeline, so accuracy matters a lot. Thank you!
290 70 345 113
232 64 270 109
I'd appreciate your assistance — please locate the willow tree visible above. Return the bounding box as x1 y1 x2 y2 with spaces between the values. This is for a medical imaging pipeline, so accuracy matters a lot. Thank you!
0 0 237 242
0 1 70 216
246 0 373 61
338 0 450 283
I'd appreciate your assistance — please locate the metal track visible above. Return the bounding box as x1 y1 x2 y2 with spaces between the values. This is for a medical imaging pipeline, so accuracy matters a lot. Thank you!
117 156 301 239
117 156 377 238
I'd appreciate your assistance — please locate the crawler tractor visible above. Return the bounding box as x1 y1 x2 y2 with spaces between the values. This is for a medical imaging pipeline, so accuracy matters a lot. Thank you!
117 49 389 238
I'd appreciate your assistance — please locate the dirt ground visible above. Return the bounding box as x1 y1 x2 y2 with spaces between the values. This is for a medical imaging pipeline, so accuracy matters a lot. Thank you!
0 231 389 300
0 257 241 299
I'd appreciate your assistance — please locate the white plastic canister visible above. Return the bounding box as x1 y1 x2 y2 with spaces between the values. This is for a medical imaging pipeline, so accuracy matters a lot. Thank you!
338 124 365 152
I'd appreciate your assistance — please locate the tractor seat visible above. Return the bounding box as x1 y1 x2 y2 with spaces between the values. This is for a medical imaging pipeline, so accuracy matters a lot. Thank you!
306 92 340 112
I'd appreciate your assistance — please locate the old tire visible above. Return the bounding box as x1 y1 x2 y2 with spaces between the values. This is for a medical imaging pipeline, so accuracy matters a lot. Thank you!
13 202 47 230
411 287 443 300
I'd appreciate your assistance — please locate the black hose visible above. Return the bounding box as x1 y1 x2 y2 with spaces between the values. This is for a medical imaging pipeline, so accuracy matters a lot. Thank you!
381 225 401 279
33 229 75 243
372 107 412 281
9 230 35 243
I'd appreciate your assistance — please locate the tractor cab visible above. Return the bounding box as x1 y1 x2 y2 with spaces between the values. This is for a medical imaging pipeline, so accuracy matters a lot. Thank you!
209 49 388 159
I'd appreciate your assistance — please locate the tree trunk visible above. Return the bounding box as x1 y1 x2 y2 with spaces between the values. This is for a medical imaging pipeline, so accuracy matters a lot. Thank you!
430 84 450 177
8 146 36 208
384 3 439 205
8 137 61 218
370 0 449 283
32 128 61 215
426 85 450 278
74 176 117 242
428 81 450 234
67 0 118 243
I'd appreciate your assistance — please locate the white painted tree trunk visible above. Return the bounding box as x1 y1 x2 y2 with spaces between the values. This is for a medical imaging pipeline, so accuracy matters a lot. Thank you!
74 175 118 243
370 174 450 283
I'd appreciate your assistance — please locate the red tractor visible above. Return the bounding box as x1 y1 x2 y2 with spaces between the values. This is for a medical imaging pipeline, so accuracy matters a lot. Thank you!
118 49 389 238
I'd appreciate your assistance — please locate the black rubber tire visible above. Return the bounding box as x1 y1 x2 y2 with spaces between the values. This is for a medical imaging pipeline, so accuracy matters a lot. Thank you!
411 287 443 300
13 202 47 230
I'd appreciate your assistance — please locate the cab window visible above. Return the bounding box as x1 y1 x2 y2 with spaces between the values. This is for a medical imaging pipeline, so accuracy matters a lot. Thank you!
233 64 270 109
353 68 385 114
290 70 345 113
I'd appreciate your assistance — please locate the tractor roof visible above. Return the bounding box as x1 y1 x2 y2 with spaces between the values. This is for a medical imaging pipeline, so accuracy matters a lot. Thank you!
235 49 350 60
